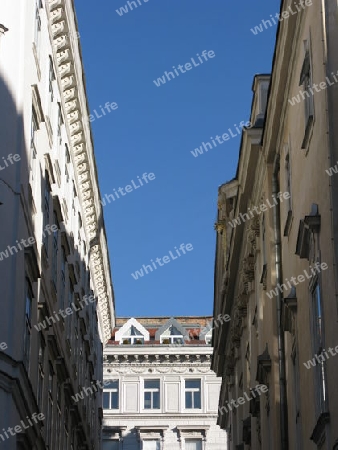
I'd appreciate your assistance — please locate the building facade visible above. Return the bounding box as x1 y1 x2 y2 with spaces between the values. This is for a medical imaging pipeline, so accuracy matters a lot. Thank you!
212 1 338 449
0 0 115 449
103 317 227 450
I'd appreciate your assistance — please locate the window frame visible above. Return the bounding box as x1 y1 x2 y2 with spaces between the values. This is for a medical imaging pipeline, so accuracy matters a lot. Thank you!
103 380 119 410
142 440 161 450
143 379 160 410
300 39 315 149
43 173 51 250
184 438 202 450
184 379 202 410
47 361 54 446
310 279 327 416
160 335 184 345
52 211 59 289
33 0 42 57
23 278 33 371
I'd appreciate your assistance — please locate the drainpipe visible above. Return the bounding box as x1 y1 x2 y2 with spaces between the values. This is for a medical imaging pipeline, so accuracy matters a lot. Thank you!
272 154 289 450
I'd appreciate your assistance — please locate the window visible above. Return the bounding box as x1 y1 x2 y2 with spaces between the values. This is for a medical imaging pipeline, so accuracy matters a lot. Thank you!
37 335 45 410
120 325 144 345
47 362 54 445
160 325 184 345
43 173 51 250
312 281 327 414
48 57 55 119
161 335 183 345
56 384 62 450
285 152 292 211
261 214 267 266
283 145 293 236
205 332 212 345
103 381 119 409
30 109 38 183
185 379 201 409
34 0 42 56
142 441 160 450
103 441 119 450
67 279 74 341
52 212 59 288
57 103 63 146
64 405 69 449
144 380 160 409
185 439 202 450
60 246 66 310
65 144 70 183
65 144 70 164
23 278 33 370
300 40 314 148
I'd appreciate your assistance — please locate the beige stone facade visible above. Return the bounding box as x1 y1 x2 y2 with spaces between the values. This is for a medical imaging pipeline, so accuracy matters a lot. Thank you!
212 1 338 449
0 0 115 448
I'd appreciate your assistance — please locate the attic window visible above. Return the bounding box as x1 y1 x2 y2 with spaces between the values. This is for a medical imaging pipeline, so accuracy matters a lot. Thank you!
160 325 183 345
120 325 144 345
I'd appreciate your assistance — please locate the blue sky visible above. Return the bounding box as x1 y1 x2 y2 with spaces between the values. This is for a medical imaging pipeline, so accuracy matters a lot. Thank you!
74 0 280 317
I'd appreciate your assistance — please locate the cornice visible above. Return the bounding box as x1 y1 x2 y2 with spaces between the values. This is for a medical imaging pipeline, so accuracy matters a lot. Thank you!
47 0 114 343
104 345 213 356
104 352 212 366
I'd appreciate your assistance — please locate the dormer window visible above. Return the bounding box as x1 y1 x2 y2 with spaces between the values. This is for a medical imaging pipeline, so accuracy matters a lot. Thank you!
115 318 149 345
205 331 212 346
160 325 184 345
121 326 144 345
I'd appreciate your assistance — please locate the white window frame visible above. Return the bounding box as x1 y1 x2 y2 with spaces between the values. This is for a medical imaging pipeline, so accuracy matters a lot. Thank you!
160 335 183 345
141 439 161 450
143 379 160 410
103 380 119 410
310 278 327 416
120 336 144 345
184 438 203 450
33 0 42 57
205 331 212 345
184 379 202 410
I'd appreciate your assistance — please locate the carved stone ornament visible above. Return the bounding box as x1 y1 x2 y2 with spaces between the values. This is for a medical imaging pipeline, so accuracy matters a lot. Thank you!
48 0 113 343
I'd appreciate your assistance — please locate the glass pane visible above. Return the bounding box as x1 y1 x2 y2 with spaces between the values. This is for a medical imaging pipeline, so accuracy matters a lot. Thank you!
185 379 200 389
143 440 160 450
103 441 119 450
153 391 160 409
144 392 151 409
194 391 201 409
185 392 192 409
105 381 118 390
144 380 160 389
103 392 110 409
111 391 119 409
185 439 202 450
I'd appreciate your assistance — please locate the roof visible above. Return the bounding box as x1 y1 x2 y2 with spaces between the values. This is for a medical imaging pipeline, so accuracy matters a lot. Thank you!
108 316 213 346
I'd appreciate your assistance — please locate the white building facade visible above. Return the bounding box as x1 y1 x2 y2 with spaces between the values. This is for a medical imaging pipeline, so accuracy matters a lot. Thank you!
0 0 115 449
103 317 227 450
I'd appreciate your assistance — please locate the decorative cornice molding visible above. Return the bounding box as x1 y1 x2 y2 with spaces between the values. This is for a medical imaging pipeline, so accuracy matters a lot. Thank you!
47 0 114 343
105 353 211 367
